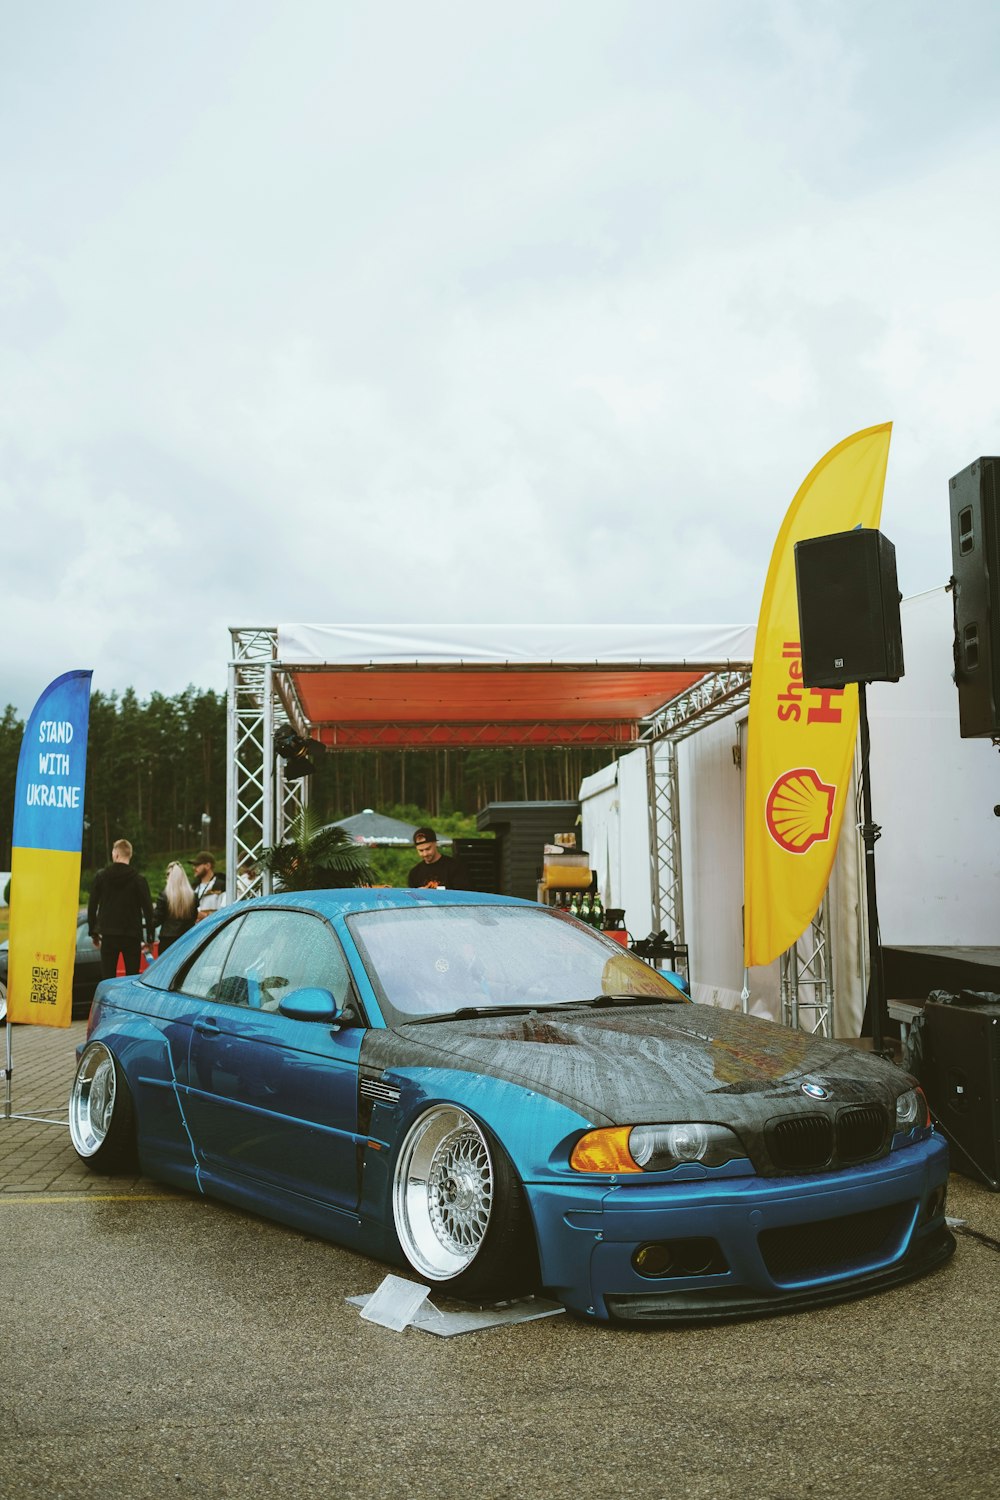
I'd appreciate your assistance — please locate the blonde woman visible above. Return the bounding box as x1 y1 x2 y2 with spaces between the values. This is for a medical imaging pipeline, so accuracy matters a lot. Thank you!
153 861 198 952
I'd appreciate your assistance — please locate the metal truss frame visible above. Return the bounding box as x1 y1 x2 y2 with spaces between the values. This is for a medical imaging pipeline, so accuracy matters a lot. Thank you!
226 628 308 902
643 738 682 941
779 896 834 1037
639 668 753 744
638 670 752 947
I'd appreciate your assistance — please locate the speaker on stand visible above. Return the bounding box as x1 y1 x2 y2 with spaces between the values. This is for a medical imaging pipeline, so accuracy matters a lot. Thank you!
794 529 904 688
949 456 1000 740
794 529 904 1055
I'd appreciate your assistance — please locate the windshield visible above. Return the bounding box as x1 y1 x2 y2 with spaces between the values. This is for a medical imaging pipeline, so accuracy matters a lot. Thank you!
347 903 688 1023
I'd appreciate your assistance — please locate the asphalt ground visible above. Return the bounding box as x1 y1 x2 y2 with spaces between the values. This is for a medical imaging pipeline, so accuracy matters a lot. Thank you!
2 1020 999 1500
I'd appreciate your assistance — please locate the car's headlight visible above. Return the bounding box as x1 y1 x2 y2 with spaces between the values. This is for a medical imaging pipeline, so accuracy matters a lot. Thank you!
895 1087 929 1132
570 1122 746 1173
629 1123 746 1170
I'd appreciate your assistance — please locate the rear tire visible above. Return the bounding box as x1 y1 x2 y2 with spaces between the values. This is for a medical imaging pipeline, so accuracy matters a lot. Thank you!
392 1104 538 1302
69 1041 138 1172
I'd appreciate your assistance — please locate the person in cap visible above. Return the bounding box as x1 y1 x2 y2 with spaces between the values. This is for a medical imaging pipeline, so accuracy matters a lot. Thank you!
192 851 227 920
407 827 457 889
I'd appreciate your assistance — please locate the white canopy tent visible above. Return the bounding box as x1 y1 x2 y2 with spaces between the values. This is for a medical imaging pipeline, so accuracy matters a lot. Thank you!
227 621 755 959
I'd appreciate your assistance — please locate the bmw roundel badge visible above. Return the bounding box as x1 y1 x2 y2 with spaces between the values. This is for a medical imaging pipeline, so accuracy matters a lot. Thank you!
801 1082 830 1100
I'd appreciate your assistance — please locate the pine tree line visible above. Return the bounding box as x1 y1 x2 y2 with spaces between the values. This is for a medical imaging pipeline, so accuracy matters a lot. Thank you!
310 744 614 820
0 688 227 871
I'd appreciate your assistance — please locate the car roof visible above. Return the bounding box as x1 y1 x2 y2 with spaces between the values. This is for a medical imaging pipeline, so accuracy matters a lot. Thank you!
238 888 535 918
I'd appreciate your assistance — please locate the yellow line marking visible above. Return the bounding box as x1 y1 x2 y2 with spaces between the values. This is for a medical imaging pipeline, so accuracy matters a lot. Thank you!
0 1192 183 1204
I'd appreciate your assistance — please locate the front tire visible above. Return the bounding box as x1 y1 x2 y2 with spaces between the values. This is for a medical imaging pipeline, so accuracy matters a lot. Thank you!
392 1104 537 1301
69 1041 137 1171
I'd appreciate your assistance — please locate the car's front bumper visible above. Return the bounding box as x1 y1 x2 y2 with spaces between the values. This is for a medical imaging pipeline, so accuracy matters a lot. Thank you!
526 1132 954 1323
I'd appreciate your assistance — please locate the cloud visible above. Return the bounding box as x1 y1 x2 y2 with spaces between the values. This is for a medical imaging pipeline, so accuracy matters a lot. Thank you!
2 1 1000 712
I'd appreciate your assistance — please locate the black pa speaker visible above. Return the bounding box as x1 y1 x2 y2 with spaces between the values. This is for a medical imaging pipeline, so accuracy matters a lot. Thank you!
949 456 1000 738
794 529 904 689
921 998 1000 1190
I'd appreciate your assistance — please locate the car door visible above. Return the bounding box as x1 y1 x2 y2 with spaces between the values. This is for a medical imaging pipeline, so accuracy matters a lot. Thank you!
179 907 364 1215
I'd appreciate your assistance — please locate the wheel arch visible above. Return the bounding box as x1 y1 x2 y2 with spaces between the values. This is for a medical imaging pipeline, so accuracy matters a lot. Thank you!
359 1066 595 1261
78 1011 199 1182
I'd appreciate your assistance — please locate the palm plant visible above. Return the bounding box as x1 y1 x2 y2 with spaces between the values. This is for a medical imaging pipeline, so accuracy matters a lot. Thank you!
258 811 372 891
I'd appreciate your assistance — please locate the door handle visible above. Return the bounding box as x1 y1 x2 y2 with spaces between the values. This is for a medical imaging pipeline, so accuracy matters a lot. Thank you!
193 1019 221 1036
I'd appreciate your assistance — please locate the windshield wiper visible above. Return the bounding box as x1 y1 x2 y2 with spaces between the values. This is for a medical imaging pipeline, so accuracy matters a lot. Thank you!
405 994 685 1024
585 992 683 1007
407 1002 587 1025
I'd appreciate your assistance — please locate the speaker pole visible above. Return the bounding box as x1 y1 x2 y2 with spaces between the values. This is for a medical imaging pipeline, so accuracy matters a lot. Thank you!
858 682 888 1057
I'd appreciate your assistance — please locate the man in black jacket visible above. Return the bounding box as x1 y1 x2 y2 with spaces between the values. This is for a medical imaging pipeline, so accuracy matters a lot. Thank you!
88 839 156 979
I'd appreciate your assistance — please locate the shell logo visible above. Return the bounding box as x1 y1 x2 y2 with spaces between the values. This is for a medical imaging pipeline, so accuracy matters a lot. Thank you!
765 767 836 854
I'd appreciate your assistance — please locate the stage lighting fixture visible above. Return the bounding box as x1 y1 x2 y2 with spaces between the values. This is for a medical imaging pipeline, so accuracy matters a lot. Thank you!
274 726 322 779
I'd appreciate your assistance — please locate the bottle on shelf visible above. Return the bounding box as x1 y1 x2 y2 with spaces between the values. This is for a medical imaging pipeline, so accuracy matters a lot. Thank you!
592 894 604 927
569 893 580 919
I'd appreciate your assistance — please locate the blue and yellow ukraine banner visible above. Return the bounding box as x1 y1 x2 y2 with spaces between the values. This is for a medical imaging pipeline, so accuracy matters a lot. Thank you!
7 671 92 1027
744 426 891 970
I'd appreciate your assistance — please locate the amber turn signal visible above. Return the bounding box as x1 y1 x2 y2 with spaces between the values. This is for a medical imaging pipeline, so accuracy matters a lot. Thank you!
570 1127 641 1173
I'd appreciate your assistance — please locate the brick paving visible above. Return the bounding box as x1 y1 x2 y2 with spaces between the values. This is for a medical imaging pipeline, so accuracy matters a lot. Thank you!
1 1019 153 1194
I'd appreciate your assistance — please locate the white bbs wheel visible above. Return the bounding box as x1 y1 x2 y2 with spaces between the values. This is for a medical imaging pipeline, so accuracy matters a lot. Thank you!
69 1042 118 1155
69 1041 136 1171
393 1105 494 1281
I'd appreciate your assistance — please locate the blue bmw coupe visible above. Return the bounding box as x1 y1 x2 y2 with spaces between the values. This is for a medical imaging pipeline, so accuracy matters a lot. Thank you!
69 888 954 1323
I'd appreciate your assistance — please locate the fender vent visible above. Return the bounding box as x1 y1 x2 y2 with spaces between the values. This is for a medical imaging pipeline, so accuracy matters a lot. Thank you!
360 1077 400 1106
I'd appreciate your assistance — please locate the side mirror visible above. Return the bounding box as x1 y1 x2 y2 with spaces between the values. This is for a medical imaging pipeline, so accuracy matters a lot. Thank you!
278 986 341 1023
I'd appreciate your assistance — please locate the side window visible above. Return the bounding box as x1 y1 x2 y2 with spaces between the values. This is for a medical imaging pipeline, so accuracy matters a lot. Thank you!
176 916 246 1001
218 910 356 1016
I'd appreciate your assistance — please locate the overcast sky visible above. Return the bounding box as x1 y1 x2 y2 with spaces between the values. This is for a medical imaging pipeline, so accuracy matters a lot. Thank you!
3 0 999 715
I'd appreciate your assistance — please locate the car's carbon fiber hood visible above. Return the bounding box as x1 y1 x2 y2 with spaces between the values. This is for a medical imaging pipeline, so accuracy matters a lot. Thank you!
363 1002 906 1128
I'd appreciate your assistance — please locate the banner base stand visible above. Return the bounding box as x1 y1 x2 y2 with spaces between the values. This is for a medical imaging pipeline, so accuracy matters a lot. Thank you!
3 1020 70 1125
2 1111 69 1127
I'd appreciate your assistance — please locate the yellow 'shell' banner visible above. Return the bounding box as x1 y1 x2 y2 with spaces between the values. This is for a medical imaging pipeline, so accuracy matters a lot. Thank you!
743 424 892 970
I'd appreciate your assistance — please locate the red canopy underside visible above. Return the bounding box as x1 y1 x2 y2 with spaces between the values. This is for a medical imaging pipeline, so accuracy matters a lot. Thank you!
289 667 708 748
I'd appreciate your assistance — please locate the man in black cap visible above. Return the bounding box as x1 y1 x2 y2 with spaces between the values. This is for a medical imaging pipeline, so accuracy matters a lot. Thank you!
407 827 458 888
192 851 227 920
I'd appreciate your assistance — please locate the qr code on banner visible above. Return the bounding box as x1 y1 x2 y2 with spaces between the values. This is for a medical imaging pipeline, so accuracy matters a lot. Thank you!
30 965 60 1006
